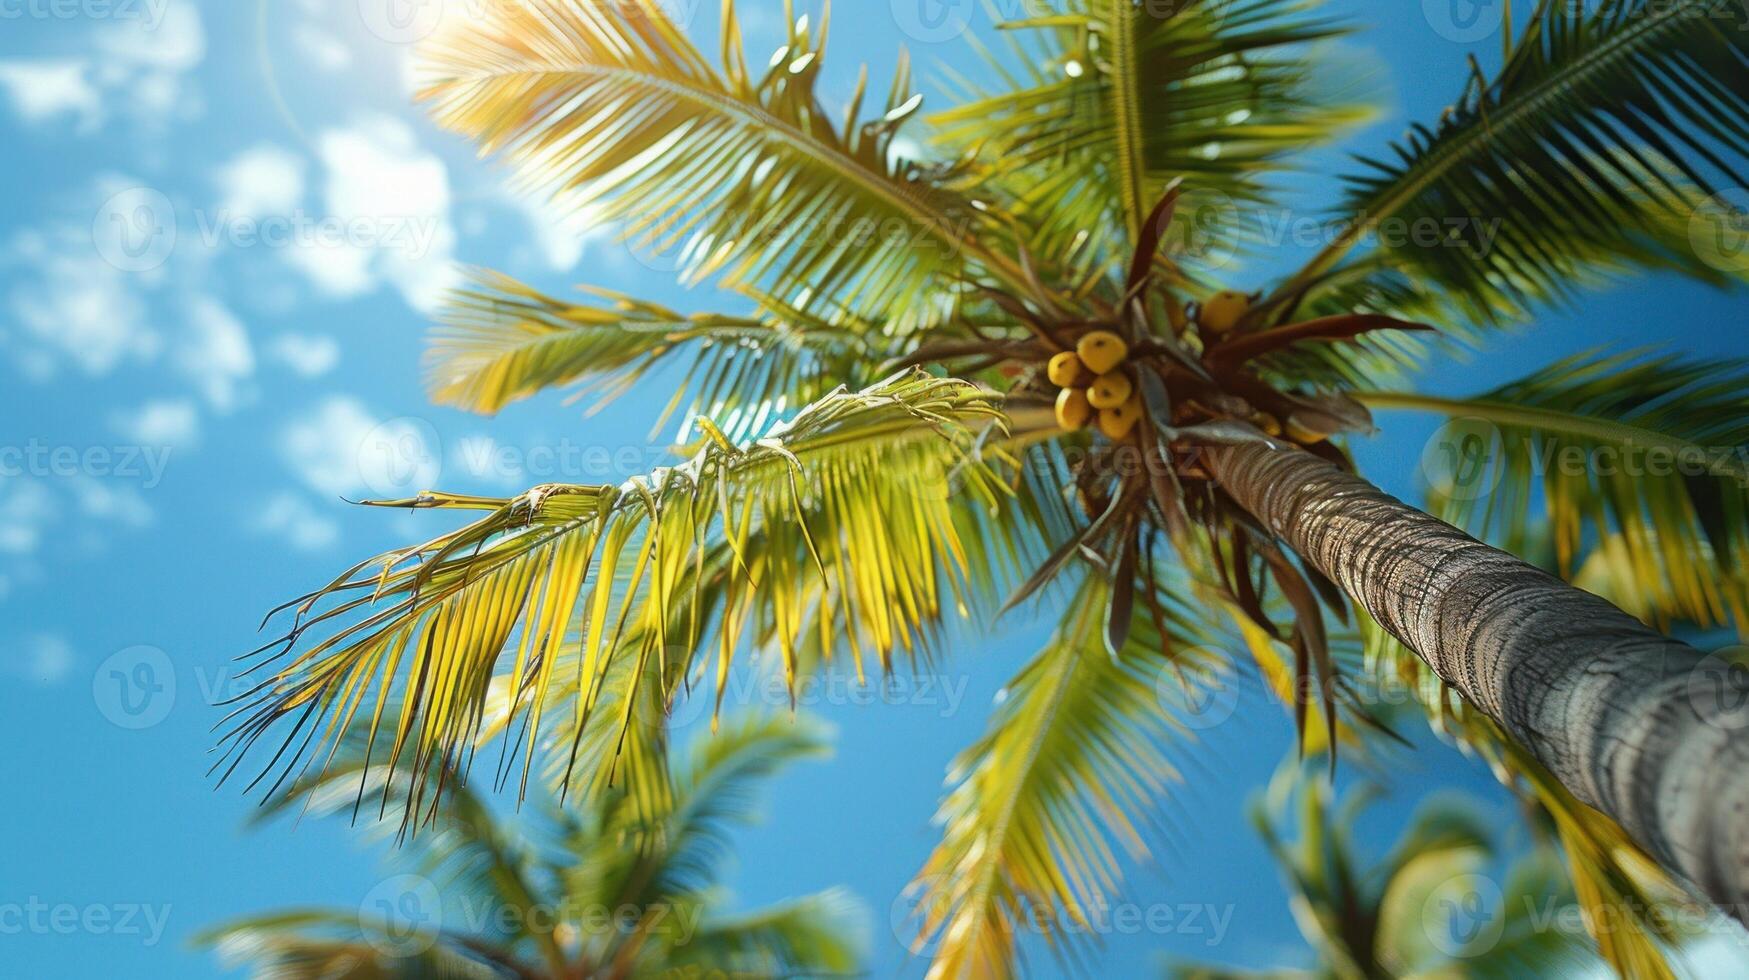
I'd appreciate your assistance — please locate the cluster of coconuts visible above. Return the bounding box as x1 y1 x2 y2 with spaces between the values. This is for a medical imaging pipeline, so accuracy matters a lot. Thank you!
1049 331 1143 439
1049 289 1258 438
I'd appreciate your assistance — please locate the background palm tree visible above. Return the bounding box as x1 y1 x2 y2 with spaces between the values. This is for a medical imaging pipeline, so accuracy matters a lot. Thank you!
214 1 1749 976
1171 765 1614 979
200 715 866 979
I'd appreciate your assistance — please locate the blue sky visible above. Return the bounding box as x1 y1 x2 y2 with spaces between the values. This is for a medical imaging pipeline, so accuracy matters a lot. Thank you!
1 1 1746 976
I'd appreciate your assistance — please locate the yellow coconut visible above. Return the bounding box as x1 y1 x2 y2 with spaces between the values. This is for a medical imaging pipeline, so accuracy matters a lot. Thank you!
1199 289 1252 335
1076 330 1129 375
1087 371 1134 410
1046 350 1083 387
1098 394 1144 440
1056 387 1093 431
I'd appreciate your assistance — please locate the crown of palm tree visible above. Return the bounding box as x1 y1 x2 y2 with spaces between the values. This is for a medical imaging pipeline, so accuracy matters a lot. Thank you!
215 2 1749 976
200 714 867 979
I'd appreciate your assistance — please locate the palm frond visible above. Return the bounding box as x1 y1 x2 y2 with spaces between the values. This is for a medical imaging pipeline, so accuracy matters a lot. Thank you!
1174 765 1600 978
195 910 510 980
1280 0 1749 320
203 715 863 979
933 0 1369 269
429 270 878 436
214 372 1011 821
908 575 1224 977
1362 349 1749 635
257 748 563 958
472 437 1077 808
417 0 1030 330
562 713 836 972
669 887 868 977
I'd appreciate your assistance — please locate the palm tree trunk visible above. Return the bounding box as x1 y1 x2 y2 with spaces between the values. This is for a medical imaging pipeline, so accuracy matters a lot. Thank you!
1205 440 1749 922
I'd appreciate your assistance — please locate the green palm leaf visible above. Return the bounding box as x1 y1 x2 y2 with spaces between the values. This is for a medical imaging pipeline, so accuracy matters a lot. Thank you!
214 372 1010 820
908 575 1224 977
417 0 1030 331
666 887 867 977
1278 0 1749 321
562 713 838 972
196 910 512 980
933 0 1369 268
1174 766 1601 979
429 270 878 434
202 714 863 979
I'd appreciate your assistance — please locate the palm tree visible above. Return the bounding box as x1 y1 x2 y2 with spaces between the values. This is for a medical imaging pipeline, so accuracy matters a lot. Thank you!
214 1 1749 976
199 714 866 978
1170 767 1612 979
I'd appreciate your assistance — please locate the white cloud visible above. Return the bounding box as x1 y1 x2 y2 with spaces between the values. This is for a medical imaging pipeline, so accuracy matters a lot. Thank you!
267 333 340 377
113 398 201 449
504 192 606 273
450 434 525 489
175 296 255 412
251 491 340 552
0 61 100 129
0 481 56 557
286 116 459 312
214 144 305 221
5 227 160 378
279 396 439 498
92 3 206 124
0 6 206 133
293 25 352 71
280 231 374 297
66 477 153 528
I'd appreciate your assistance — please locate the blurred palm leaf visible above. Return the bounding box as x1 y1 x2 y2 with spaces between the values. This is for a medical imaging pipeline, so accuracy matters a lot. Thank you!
1280 0 1749 322
1172 766 1601 979
201 713 865 979
1362 349 1749 634
417 0 1030 331
908 575 1225 977
429 269 879 436
214 372 1010 823
663 887 867 976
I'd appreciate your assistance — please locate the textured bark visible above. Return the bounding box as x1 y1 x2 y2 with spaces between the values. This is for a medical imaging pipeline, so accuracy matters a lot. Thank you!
1207 440 1749 921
